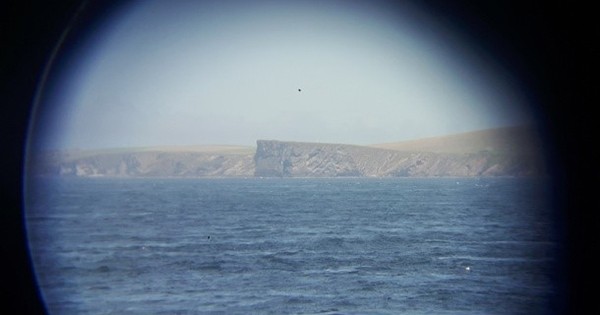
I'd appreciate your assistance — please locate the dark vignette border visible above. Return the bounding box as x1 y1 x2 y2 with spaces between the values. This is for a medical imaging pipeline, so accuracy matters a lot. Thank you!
2 1 596 314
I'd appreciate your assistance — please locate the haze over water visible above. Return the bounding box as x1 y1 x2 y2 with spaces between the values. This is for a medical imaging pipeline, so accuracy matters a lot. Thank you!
31 0 533 151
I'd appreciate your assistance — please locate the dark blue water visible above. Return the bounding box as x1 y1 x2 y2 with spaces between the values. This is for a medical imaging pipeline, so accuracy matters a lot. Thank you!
25 177 559 314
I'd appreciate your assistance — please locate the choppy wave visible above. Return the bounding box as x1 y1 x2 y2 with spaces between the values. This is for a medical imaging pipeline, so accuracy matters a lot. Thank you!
26 177 559 314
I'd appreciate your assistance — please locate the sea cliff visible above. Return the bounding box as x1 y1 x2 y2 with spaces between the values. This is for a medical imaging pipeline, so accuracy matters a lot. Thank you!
254 140 542 177
29 127 545 178
29 147 255 178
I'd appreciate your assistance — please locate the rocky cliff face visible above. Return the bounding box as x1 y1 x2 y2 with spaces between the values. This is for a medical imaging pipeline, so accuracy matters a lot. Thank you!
254 140 543 177
30 127 545 178
31 150 255 177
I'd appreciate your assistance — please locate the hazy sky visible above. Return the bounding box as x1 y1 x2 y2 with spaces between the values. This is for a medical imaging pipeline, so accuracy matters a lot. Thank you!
38 0 532 150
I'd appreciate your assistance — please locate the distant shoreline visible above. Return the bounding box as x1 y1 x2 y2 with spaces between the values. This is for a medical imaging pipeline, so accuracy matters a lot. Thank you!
26 127 547 179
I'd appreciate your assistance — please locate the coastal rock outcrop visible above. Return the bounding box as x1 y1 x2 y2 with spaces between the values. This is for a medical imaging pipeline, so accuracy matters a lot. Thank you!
31 149 255 177
30 127 545 178
254 139 543 177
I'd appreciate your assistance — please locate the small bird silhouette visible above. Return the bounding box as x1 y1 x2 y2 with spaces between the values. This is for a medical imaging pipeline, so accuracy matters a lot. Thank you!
298 88 302 92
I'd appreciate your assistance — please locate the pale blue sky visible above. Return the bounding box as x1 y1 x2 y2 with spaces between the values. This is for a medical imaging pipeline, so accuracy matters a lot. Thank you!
40 0 532 150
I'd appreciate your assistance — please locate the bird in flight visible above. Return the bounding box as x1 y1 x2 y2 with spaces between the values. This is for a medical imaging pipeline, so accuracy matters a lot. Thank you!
298 88 302 92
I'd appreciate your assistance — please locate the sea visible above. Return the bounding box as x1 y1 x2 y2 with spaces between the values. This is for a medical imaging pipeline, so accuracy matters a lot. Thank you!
25 177 561 315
